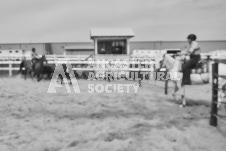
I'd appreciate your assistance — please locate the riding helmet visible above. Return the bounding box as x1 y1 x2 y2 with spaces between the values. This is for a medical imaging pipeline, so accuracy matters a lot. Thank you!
187 34 197 41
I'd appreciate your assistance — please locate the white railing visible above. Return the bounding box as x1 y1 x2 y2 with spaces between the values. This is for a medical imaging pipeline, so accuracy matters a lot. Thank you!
0 54 92 76
0 54 91 61
0 64 155 77
0 61 155 76
0 53 216 77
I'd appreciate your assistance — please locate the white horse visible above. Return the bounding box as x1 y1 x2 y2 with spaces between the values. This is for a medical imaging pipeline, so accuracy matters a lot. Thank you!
155 53 209 107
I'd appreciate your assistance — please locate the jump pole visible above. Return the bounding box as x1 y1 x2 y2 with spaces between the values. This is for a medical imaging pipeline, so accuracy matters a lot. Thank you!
210 62 218 126
165 80 168 95
9 63 12 76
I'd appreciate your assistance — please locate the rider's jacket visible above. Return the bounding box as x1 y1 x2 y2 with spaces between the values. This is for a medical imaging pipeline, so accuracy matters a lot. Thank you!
188 41 200 56
188 41 201 59
31 52 39 59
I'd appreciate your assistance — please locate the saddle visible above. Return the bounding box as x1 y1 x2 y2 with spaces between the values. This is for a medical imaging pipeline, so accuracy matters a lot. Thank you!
31 58 39 64
182 59 209 74
191 59 208 74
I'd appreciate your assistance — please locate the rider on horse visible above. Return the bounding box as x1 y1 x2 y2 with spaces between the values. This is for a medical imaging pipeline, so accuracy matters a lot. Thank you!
31 48 40 70
179 34 201 85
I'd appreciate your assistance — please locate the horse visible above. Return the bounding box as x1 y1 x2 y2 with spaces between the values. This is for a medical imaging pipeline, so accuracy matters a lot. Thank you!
43 64 55 80
33 55 48 81
74 64 89 79
19 59 33 80
155 53 210 107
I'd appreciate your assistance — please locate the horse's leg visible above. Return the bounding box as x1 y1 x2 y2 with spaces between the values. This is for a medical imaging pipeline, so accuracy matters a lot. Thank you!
24 70 27 80
174 82 179 93
49 73 53 80
172 81 178 97
172 80 181 103
40 72 44 81
46 73 50 80
31 70 34 79
59 75 63 84
27 70 31 80
39 72 43 81
67 74 72 85
46 73 49 80
108 74 111 82
34 72 37 78
37 73 39 81
29 70 33 80
66 74 71 85
37 73 40 82
172 72 184 103
179 86 186 107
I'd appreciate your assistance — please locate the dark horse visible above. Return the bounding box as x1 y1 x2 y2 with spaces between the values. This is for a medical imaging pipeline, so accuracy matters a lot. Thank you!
43 64 55 80
33 55 48 81
19 59 33 80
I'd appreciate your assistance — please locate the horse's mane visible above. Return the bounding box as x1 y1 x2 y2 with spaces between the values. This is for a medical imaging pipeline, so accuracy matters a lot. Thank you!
163 54 176 70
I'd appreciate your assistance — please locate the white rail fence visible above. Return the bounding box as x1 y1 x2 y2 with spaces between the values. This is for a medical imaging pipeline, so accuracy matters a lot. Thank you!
0 53 218 77
0 54 157 76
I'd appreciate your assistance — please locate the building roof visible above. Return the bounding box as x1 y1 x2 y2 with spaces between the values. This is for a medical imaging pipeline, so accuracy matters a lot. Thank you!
64 44 94 50
90 28 135 39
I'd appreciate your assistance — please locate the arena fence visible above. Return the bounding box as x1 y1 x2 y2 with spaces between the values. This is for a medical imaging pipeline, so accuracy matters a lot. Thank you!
0 54 156 76
210 57 226 127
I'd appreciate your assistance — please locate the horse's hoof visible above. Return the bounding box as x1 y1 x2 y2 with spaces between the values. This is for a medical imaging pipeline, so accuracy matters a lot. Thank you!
173 94 181 103
177 98 182 104
179 104 185 108
172 93 176 98
172 93 178 101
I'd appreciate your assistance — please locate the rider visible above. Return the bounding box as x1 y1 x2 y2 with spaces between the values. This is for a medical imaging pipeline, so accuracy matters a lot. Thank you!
31 48 40 70
180 34 201 85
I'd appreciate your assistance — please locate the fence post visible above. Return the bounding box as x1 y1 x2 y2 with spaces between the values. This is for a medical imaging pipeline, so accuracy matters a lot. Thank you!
54 54 57 65
165 80 168 95
210 62 218 126
139 60 141 86
78 55 81 61
9 62 12 76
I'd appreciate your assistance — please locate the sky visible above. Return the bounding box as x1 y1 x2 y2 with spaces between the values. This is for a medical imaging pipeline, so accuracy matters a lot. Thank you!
0 0 225 43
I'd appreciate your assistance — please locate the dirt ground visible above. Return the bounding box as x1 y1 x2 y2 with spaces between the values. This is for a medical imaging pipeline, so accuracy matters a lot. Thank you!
0 77 226 151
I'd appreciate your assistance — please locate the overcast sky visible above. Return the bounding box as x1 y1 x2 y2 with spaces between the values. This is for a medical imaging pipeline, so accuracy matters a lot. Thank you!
0 0 225 43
